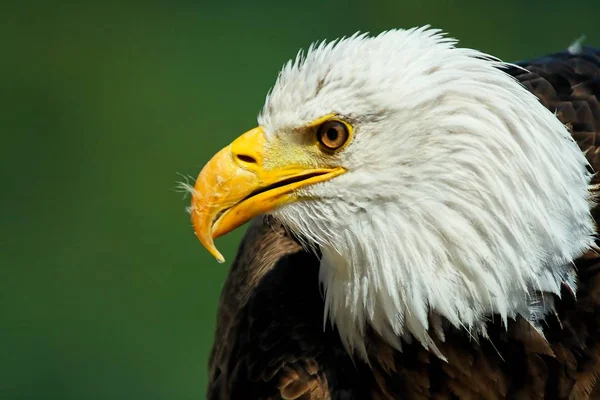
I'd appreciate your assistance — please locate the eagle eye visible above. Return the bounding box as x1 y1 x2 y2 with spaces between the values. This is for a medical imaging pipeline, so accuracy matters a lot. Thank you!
317 120 350 151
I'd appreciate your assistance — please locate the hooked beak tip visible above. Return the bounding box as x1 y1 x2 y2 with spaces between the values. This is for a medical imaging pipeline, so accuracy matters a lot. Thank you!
191 208 227 264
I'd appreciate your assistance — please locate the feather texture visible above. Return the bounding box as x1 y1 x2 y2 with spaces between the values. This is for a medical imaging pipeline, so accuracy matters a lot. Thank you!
206 33 600 399
264 28 595 357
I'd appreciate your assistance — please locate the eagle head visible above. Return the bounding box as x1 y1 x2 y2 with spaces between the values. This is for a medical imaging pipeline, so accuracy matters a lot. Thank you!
188 27 595 358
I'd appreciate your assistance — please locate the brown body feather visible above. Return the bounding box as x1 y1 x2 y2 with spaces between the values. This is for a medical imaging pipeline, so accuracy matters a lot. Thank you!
207 47 600 399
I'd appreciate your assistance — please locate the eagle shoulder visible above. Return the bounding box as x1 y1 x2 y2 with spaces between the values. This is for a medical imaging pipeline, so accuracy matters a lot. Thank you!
207 218 370 399
509 46 600 178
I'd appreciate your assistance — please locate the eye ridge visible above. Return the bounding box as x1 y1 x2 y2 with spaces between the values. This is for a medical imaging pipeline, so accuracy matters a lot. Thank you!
317 120 349 151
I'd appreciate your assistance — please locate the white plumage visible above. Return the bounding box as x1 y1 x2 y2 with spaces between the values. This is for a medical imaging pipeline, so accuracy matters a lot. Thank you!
257 27 596 359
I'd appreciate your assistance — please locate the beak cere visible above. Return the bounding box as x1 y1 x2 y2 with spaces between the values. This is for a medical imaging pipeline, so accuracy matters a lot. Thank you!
190 127 345 263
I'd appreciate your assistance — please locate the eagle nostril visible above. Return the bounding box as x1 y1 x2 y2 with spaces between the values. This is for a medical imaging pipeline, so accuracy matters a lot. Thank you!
235 154 258 165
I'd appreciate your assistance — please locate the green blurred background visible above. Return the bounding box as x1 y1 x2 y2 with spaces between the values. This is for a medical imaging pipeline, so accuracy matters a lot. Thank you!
1 0 599 398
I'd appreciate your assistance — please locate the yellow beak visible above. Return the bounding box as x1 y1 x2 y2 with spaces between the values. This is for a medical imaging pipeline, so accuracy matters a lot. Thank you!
190 127 345 262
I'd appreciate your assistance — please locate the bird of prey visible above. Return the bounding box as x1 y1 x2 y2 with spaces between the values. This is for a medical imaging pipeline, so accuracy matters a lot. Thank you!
187 27 600 399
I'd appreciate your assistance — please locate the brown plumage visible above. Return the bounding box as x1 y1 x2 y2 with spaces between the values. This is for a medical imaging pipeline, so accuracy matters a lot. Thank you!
206 47 600 399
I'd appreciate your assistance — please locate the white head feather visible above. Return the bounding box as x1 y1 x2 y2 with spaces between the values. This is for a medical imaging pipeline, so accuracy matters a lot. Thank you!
257 27 596 359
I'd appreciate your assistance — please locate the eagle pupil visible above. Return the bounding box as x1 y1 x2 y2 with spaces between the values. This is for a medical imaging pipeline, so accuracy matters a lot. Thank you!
327 128 338 141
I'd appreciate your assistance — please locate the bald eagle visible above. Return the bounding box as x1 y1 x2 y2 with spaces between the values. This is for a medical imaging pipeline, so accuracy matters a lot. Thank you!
188 27 600 399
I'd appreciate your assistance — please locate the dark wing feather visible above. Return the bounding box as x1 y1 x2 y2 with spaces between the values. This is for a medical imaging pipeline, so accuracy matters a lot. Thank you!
207 48 600 399
508 47 600 399
207 218 371 399
509 46 600 178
